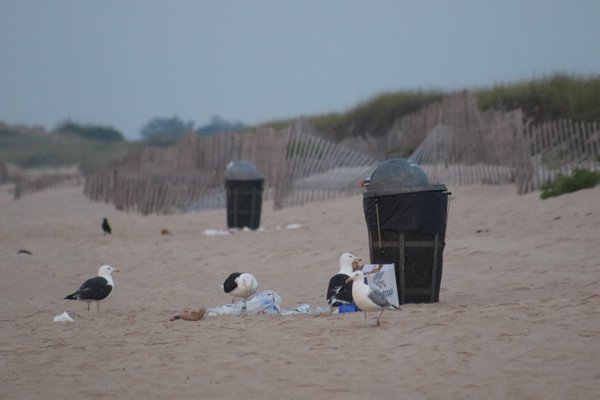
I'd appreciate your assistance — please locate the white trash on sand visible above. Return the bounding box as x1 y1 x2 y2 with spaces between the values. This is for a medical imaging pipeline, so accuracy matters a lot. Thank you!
203 228 231 236
206 290 329 317
285 224 302 230
53 311 74 322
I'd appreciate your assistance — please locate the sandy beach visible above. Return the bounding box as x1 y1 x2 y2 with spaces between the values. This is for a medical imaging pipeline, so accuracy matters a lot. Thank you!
1 183 599 399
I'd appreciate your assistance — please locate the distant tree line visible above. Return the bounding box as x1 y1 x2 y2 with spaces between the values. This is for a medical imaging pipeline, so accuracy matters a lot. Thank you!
54 121 125 142
139 115 245 146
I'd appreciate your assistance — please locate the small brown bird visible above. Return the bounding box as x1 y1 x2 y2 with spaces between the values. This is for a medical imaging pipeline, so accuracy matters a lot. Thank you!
169 308 206 321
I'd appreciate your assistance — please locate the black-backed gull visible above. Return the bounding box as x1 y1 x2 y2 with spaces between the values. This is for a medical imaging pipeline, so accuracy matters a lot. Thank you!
64 265 119 312
326 252 362 311
223 272 258 311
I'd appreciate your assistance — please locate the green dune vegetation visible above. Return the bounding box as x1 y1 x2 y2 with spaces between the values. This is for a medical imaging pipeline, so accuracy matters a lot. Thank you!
478 73 600 124
540 168 600 199
278 90 446 142
263 73 600 141
0 121 136 174
1 73 599 178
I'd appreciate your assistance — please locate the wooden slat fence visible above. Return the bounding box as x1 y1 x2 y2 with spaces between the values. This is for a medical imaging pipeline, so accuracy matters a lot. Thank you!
341 92 599 194
84 122 377 215
14 176 83 199
274 121 377 209
516 120 600 194
10 91 600 205
84 107 599 215
3 163 84 199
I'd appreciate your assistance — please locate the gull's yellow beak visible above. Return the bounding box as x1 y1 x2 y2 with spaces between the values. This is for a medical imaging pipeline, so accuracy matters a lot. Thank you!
114 268 121 273
345 276 353 284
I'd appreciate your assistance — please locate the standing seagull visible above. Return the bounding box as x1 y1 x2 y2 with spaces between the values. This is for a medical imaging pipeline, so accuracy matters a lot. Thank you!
346 270 399 326
102 218 112 235
64 265 120 312
326 252 362 311
223 272 258 311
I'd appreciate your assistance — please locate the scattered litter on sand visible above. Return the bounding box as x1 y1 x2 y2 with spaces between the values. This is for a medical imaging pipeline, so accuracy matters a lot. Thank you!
53 311 74 322
203 228 231 236
205 291 328 317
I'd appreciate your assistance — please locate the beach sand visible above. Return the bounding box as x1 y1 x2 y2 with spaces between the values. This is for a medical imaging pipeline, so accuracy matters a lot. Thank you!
1 184 599 399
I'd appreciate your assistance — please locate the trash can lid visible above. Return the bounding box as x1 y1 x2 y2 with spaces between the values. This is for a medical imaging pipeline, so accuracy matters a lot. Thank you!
364 158 446 197
225 160 264 181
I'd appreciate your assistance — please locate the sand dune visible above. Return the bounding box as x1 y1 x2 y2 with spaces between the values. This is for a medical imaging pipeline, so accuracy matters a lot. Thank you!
1 183 599 399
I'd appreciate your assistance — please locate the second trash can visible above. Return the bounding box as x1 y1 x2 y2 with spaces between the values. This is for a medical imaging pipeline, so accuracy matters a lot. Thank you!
225 160 264 230
363 158 449 304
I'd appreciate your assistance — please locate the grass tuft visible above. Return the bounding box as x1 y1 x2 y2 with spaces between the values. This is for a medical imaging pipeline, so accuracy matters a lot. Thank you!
540 168 600 199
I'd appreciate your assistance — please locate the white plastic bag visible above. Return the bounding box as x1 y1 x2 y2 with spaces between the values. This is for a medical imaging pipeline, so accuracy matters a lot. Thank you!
206 290 282 317
53 311 74 322
279 304 330 316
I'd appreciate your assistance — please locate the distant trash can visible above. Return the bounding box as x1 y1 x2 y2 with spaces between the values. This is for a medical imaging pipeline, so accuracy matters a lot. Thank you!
363 158 449 304
225 160 264 230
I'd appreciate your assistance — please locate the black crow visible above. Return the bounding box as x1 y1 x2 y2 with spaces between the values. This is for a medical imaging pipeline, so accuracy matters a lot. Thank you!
102 218 112 235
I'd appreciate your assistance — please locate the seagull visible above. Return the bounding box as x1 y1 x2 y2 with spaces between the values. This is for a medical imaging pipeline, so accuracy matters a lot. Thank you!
223 272 258 311
102 218 112 235
64 265 120 312
326 252 362 311
346 270 399 326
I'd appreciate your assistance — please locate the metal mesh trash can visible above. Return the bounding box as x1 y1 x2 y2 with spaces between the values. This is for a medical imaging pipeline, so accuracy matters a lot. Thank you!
225 160 264 230
363 158 449 304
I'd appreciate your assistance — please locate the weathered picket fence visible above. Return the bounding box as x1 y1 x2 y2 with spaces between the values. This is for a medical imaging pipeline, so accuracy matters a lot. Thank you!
7 90 599 205
342 92 600 193
516 119 600 193
84 120 378 214
84 91 600 214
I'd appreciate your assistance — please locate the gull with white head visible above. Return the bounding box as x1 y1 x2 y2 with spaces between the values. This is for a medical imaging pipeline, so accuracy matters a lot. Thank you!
326 252 362 311
64 265 120 312
223 272 258 311
346 270 399 326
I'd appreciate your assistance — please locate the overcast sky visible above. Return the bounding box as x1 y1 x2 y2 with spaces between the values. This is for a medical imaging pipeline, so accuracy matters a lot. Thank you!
1 0 599 139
